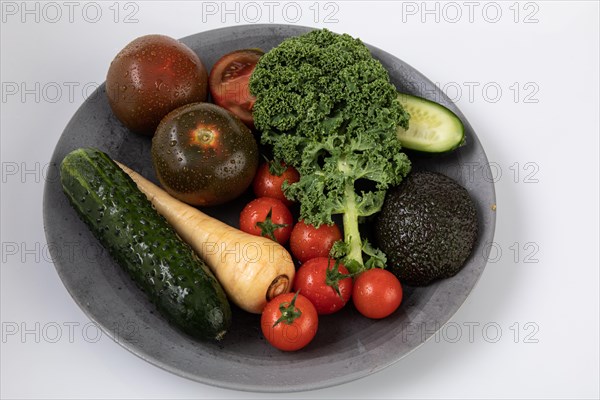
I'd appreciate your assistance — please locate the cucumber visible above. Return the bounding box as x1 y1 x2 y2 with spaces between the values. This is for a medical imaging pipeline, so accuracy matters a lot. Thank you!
396 93 465 153
60 147 231 341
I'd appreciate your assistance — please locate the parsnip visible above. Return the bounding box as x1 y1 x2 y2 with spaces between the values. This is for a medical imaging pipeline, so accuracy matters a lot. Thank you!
116 161 295 314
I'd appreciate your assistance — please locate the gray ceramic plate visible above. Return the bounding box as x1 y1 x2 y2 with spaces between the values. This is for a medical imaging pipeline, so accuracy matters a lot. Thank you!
43 24 496 392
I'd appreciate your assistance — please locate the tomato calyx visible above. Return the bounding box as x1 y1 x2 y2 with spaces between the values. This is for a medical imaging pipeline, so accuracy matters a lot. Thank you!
268 158 288 177
256 208 288 241
325 258 353 299
273 291 302 327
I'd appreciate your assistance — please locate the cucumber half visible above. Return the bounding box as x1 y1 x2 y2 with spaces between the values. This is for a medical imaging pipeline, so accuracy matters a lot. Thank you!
397 93 465 153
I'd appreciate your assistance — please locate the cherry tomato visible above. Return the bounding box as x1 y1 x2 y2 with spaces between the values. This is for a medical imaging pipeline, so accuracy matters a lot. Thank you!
209 49 263 128
289 221 342 264
261 292 318 351
293 257 352 315
106 34 208 135
352 269 403 319
252 161 300 206
239 197 293 245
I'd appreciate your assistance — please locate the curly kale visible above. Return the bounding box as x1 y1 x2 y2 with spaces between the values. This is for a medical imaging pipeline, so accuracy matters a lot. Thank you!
250 29 411 273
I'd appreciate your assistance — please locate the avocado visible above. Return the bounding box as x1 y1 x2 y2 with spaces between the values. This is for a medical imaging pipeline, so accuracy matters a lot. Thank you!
374 171 478 286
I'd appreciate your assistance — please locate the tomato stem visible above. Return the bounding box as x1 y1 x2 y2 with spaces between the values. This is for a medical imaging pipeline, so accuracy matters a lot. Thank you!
256 208 288 242
273 291 302 327
325 258 352 299
268 158 287 176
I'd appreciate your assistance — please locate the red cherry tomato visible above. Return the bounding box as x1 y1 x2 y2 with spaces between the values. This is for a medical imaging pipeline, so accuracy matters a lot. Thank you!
293 257 352 315
352 269 403 319
209 49 263 128
261 292 318 351
239 197 293 245
289 221 342 264
252 161 300 206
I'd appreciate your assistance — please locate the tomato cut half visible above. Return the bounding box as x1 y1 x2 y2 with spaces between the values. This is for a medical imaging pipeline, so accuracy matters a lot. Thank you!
209 49 264 128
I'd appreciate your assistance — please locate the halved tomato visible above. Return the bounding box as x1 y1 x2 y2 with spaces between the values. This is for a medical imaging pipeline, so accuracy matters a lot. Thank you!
209 49 263 128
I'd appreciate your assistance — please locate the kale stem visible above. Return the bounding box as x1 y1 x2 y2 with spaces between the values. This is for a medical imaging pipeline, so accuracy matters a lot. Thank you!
342 180 364 274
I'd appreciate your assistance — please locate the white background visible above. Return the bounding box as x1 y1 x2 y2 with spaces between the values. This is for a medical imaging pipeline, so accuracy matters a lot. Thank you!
1 1 599 399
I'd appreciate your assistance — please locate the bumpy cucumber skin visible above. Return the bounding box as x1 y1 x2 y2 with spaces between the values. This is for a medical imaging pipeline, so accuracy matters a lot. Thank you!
60 148 231 341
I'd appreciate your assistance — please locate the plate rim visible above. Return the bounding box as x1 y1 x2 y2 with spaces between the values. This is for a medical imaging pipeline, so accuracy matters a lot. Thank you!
42 23 496 393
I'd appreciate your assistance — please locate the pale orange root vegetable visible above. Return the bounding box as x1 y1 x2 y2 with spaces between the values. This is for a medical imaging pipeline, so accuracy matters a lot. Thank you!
116 161 295 314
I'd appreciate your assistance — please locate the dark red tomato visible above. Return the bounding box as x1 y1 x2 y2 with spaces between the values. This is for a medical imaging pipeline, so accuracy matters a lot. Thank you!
252 161 300 206
353 269 403 319
106 34 208 135
289 221 342 264
152 102 258 206
261 292 318 351
239 197 293 245
293 257 352 315
209 49 263 128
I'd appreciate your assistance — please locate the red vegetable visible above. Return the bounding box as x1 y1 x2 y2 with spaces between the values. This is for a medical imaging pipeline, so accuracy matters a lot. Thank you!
352 269 403 319
293 257 353 315
289 221 342 264
106 34 208 135
261 292 318 351
239 197 293 245
252 160 300 206
209 49 263 128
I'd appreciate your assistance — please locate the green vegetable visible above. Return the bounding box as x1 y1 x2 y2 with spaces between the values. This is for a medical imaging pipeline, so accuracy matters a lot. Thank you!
396 93 465 153
60 148 231 340
374 171 478 286
250 29 411 273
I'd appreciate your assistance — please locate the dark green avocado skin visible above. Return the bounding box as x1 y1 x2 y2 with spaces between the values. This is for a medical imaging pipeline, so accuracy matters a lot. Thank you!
375 171 478 286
